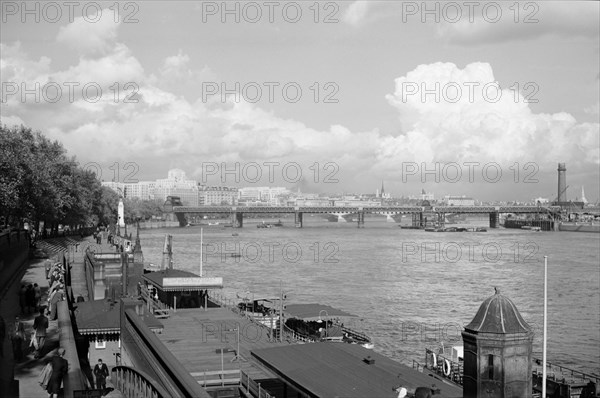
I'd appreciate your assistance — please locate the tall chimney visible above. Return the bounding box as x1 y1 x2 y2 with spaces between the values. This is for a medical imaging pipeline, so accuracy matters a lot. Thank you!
557 163 567 203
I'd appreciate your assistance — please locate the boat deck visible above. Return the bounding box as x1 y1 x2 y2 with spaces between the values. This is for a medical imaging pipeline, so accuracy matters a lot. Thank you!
156 307 289 382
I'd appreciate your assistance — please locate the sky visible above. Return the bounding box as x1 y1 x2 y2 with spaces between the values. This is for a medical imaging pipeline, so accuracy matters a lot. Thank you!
1 1 599 202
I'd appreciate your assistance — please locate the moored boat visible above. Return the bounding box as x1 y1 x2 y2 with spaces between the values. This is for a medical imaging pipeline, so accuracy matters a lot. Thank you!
421 345 599 398
281 303 374 349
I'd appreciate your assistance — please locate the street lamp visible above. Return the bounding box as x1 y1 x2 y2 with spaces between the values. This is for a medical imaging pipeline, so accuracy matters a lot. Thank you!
317 310 329 339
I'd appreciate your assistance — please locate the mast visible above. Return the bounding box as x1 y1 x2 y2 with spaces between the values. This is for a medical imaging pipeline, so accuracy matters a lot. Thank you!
542 255 548 398
200 228 203 277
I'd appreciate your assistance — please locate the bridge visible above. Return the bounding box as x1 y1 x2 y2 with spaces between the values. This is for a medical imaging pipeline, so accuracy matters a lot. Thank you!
170 205 591 229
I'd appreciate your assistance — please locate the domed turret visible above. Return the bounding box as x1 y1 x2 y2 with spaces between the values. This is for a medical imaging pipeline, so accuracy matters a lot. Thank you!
462 288 534 398
465 288 531 334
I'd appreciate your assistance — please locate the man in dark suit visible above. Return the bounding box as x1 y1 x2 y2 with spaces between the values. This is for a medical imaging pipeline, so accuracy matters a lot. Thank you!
93 358 109 391
33 307 48 359
47 348 68 398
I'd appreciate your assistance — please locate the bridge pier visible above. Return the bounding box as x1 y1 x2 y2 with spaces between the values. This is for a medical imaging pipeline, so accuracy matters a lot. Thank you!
438 212 445 228
295 212 303 228
232 212 243 228
489 212 500 228
357 211 365 228
412 213 423 228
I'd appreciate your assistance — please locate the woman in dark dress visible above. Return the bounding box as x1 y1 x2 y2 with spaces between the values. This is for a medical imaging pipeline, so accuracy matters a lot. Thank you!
47 348 68 398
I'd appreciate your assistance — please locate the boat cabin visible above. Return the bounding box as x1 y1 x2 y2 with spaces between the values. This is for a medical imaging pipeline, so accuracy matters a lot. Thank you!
142 269 223 310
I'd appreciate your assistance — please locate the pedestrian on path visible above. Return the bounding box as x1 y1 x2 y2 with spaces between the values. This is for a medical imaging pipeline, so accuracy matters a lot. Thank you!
46 348 68 398
10 315 26 361
45 260 52 280
33 307 48 359
34 283 42 312
26 284 36 313
93 358 109 391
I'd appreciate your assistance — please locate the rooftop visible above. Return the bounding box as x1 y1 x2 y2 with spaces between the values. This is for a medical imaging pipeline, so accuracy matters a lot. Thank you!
74 298 163 335
464 288 532 334
143 268 223 291
252 343 463 398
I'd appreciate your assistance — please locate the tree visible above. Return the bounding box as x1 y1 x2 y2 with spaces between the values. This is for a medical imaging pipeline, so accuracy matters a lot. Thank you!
0 124 122 232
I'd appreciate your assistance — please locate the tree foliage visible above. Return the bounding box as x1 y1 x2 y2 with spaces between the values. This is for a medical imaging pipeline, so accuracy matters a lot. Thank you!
0 124 119 229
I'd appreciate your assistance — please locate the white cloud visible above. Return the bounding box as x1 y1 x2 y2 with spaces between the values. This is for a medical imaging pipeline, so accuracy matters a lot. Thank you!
384 62 599 168
0 42 52 83
149 50 216 101
56 8 119 56
584 102 600 117
342 1 371 26
2 30 598 191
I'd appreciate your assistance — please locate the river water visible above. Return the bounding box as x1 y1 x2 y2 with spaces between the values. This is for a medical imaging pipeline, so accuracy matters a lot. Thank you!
135 216 600 376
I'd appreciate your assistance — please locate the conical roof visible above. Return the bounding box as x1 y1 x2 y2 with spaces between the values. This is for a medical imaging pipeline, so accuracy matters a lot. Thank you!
465 288 531 334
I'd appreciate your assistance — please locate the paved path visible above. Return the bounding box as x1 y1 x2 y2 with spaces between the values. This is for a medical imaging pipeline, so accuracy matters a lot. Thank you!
1 246 65 397
0 237 108 397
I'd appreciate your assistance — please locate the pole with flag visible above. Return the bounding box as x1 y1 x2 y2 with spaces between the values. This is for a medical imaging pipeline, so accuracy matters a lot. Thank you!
542 255 548 398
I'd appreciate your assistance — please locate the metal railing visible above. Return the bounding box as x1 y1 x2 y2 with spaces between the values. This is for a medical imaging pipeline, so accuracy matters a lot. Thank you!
140 287 171 318
424 348 464 385
532 358 600 386
191 369 241 387
240 370 274 398
111 366 171 398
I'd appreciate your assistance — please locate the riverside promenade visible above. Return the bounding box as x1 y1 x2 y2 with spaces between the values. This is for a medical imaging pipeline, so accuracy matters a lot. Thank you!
0 235 120 398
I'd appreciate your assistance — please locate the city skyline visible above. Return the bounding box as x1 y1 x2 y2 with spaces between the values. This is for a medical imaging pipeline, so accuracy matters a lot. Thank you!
1 1 599 202
100 166 593 205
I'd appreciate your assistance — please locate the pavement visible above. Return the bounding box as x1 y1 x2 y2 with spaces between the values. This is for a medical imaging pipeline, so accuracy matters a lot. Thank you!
0 237 121 398
1 246 64 398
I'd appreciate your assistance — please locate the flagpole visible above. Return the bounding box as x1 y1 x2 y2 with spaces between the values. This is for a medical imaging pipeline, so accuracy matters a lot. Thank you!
542 255 547 398
200 228 203 277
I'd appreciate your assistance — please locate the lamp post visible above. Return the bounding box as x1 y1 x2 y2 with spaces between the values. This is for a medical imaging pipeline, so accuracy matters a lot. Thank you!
229 325 245 363
317 310 329 339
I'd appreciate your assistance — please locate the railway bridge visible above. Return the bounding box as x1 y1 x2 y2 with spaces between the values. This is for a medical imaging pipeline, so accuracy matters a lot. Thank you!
170 204 581 229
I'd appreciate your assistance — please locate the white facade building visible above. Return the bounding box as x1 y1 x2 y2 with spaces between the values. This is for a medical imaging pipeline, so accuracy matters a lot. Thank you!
443 195 475 206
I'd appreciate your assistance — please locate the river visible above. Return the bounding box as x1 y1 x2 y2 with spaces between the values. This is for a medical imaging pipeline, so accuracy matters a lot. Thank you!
135 216 600 376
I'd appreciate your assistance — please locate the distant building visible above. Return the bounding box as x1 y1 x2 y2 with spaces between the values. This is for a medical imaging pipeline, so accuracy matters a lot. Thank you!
101 181 155 200
408 189 434 201
238 187 289 205
199 186 238 206
533 197 549 205
444 195 475 206
153 169 199 206
292 198 334 206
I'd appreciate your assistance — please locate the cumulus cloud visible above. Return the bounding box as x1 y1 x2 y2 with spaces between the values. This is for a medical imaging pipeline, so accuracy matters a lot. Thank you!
2 21 598 191
56 8 119 56
384 62 599 168
149 50 216 101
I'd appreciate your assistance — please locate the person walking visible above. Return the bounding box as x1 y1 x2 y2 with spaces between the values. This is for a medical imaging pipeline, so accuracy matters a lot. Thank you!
33 308 48 359
10 316 26 361
93 358 109 391
26 284 36 314
46 348 68 398
45 260 52 280
34 283 42 312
